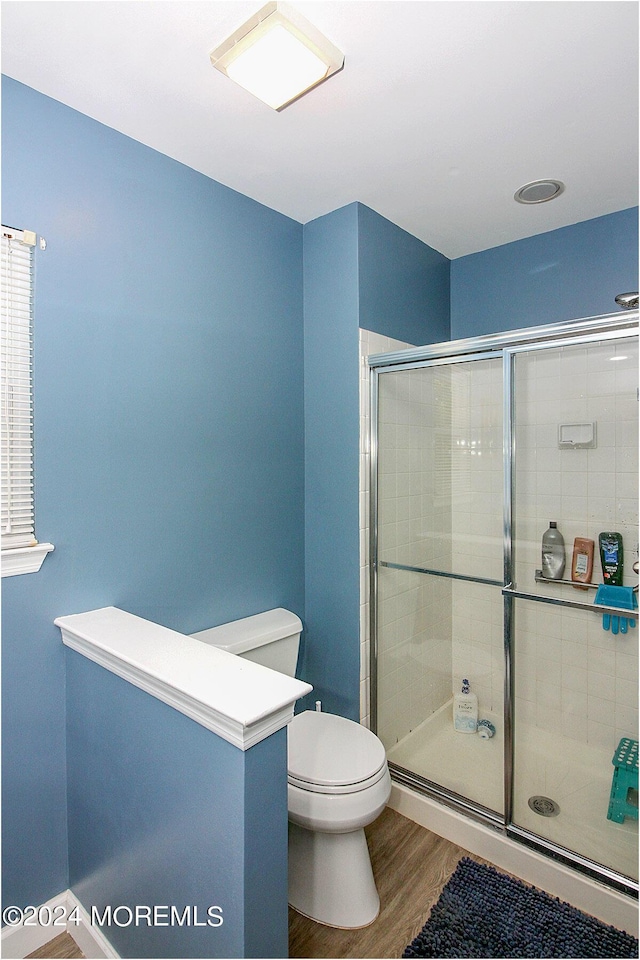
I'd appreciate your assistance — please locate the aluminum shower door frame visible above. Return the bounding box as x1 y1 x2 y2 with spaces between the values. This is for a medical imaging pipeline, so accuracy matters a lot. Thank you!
368 309 639 897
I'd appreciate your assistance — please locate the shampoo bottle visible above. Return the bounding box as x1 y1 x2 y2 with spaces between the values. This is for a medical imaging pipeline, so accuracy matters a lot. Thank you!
453 679 478 734
599 532 624 585
541 522 566 580
571 537 594 590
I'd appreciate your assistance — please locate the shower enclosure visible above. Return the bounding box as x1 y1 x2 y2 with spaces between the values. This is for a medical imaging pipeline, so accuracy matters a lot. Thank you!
369 311 638 895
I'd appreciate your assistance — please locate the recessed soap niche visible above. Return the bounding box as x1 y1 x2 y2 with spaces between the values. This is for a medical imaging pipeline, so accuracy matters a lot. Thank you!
558 421 597 449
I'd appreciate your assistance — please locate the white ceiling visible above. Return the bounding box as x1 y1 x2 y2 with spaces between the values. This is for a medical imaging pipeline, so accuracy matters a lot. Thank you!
2 1 638 258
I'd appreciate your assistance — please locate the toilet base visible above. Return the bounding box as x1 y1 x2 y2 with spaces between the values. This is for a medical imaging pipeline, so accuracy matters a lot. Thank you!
288 821 380 928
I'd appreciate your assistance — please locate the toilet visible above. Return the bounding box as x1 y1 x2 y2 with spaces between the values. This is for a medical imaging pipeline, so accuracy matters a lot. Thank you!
191 608 391 929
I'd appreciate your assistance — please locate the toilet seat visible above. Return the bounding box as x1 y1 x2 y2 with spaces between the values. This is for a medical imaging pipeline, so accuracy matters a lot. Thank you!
288 711 387 795
288 764 388 795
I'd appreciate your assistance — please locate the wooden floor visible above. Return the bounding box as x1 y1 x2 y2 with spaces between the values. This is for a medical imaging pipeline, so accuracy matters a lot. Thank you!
28 809 478 960
289 806 486 959
26 932 85 959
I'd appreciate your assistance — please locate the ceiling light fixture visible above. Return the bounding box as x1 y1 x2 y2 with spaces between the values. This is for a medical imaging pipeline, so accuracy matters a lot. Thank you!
514 179 565 204
210 2 344 111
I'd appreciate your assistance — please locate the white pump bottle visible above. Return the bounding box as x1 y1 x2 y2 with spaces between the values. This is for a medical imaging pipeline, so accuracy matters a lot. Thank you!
453 679 478 733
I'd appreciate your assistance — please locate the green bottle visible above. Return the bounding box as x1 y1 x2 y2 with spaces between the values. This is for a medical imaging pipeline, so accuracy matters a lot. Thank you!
599 532 623 586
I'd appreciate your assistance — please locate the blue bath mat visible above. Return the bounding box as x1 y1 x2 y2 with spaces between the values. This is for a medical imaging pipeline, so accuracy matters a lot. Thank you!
402 858 638 958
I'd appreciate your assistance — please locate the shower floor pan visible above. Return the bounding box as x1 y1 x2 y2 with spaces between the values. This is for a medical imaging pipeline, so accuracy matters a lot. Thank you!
385 703 638 883
386 701 504 814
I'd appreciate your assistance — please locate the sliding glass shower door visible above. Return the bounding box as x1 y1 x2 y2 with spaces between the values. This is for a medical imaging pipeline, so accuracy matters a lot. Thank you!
372 354 505 818
370 312 638 892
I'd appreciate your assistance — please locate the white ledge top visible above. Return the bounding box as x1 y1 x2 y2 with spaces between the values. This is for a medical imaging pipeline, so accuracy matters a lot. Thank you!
55 606 312 751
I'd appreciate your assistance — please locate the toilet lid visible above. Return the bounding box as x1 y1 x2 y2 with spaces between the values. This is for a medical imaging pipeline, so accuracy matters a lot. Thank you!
287 711 387 789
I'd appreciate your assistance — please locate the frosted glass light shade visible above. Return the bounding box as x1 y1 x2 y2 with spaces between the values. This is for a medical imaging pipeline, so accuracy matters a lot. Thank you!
226 24 328 110
210 2 344 111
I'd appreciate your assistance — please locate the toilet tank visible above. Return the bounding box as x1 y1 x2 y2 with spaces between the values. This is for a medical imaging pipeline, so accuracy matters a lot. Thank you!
191 608 302 677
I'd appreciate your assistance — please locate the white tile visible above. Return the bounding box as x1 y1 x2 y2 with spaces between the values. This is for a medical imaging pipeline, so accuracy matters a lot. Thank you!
560 615 589 644
587 633 618 664
615 676 638 708
562 686 588 718
588 694 616 726
615 704 638 740
587 719 616 751
587 670 616 701
563 665 588 693
561 640 584 669
537 681 561 711
536 705 562 733
616 650 639 678
516 674 537 702
562 713 587 741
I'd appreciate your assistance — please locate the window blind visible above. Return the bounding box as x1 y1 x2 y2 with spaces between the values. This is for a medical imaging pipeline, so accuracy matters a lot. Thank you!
1 226 36 550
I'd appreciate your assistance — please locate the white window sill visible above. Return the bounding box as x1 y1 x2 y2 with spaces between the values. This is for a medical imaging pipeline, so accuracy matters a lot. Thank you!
2 542 54 577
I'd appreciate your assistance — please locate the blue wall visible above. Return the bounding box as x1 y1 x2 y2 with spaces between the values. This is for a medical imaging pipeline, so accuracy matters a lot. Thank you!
1 76 304 925
358 204 450 344
66 651 288 958
451 208 639 338
301 204 361 717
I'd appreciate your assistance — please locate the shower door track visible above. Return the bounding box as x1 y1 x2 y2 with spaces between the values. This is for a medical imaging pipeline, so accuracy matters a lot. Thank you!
389 761 505 830
507 823 639 897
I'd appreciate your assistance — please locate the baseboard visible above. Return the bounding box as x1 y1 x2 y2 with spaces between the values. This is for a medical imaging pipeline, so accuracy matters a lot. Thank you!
1 889 119 959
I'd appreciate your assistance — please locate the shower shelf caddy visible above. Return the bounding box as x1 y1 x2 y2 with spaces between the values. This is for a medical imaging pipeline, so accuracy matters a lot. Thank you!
502 571 639 617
